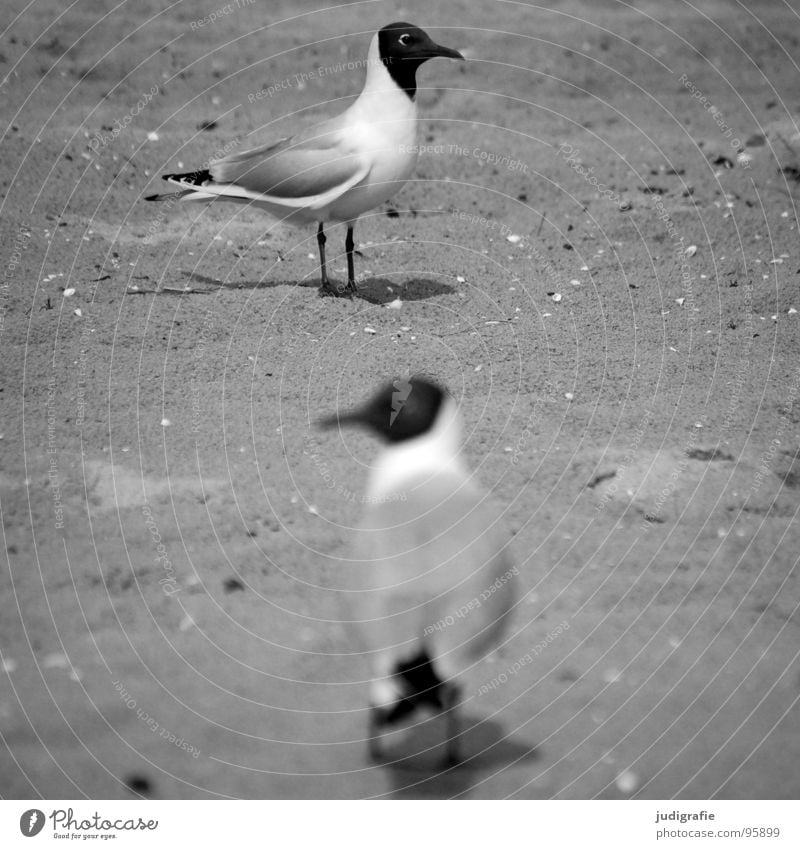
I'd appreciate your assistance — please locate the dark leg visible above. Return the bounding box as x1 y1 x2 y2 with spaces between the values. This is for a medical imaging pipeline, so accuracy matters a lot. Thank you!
317 222 333 295
442 683 462 767
367 705 386 762
345 225 357 295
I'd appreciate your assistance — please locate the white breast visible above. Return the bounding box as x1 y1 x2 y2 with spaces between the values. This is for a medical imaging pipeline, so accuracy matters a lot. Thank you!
324 35 419 222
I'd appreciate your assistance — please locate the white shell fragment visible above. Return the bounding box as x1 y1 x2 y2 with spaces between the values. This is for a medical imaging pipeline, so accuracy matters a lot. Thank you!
616 770 639 794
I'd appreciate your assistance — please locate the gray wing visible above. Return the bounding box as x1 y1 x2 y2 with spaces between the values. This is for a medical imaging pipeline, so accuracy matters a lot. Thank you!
208 119 369 208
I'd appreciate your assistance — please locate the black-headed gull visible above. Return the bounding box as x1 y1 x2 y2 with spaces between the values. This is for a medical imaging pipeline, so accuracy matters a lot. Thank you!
319 376 517 765
145 23 463 297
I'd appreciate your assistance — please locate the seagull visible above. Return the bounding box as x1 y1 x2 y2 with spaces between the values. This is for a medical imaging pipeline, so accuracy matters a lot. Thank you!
319 376 517 766
145 23 463 297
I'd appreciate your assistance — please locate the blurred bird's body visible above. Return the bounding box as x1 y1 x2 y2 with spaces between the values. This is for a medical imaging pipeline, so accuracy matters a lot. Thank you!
321 378 516 765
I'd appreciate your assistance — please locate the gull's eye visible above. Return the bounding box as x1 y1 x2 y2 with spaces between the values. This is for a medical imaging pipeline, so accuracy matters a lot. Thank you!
398 33 411 46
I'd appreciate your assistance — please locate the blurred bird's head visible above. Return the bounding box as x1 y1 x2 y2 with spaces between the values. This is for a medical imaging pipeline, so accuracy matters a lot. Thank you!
318 375 450 443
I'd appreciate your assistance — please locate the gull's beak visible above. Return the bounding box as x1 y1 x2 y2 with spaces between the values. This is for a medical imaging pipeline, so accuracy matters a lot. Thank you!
429 43 464 61
317 410 364 430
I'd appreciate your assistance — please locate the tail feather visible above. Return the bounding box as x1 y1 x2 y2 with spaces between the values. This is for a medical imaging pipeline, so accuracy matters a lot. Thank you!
144 189 197 202
145 169 216 202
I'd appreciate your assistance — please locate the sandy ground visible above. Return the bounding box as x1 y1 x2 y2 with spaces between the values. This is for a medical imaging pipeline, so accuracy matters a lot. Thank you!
1 0 799 800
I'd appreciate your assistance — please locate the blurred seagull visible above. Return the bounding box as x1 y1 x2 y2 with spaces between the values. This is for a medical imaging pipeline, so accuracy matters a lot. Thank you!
145 23 463 297
319 376 517 766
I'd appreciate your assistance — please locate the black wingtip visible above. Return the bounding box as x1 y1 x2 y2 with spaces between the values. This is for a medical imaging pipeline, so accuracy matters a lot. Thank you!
162 169 212 187
144 194 160 201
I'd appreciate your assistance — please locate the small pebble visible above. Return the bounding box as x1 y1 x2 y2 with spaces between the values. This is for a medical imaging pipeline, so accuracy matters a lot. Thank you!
506 234 522 244
364 327 376 335
551 293 562 302
147 131 159 141
456 275 466 283
223 577 244 593
125 774 152 795
386 298 402 309
684 245 697 257
160 418 171 427
63 288 76 297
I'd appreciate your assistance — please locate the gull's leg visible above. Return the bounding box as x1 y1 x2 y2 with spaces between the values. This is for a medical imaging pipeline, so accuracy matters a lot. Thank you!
345 224 357 295
367 705 386 762
442 683 463 768
317 222 334 296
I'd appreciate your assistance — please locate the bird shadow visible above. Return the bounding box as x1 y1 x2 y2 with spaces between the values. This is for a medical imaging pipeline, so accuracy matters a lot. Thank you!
179 271 454 302
372 712 539 799
179 270 319 292
357 276 455 304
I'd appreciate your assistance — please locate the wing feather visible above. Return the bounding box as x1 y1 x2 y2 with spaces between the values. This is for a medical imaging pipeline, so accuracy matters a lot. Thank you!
207 120 368 207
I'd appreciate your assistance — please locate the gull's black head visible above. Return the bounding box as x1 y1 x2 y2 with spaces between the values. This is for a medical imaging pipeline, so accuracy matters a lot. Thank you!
377 22 464 99
319 375 446 443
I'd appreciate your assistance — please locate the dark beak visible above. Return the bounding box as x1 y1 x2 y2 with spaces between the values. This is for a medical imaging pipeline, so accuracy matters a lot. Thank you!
429 43 464 60
317 410 363 430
